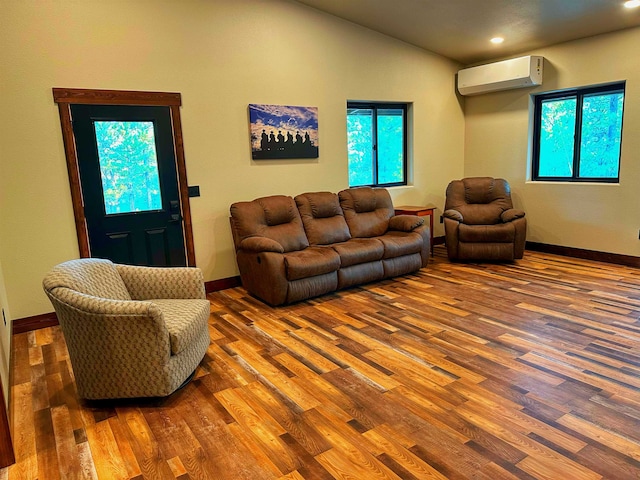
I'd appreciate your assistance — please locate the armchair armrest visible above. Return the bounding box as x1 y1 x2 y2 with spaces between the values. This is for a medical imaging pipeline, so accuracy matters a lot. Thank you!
501 209 526 223
238 236 285 254
46 287 172 367
115 264 206 300
48 287 162 317
443 209 464 222
388 215 425 232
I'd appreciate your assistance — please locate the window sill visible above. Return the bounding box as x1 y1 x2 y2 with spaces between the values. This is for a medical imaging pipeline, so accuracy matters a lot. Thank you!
526 180 620 186
384 184 414 191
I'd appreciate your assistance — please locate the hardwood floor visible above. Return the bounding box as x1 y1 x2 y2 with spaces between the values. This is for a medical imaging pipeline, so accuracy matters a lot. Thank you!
4 247 640 479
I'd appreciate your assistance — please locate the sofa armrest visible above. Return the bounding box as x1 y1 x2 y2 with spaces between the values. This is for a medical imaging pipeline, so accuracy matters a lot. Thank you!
443 209 464 222
238 236 285 254
389 215 424 232
235 251 289 306
115 264 206 300
501 209 526 223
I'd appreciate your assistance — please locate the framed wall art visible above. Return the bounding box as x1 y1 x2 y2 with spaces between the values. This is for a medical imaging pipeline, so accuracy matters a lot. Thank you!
249 104 318 159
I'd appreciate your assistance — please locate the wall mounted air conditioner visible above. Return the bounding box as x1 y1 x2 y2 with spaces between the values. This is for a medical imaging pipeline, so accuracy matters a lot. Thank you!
457 55 543 96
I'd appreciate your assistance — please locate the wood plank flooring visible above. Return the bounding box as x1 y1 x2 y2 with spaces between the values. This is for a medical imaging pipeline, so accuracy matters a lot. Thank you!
3 247 640 479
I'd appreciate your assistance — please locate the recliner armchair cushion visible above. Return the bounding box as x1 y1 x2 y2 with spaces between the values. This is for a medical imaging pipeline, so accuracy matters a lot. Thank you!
450 204 504 225
458 223 516 243
463 176 513 208
501 209 526 223
443 209 464 222
446 177 514 225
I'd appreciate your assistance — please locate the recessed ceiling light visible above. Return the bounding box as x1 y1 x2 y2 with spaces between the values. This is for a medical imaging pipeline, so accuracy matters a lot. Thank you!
490 37 504 44
624 0 640 8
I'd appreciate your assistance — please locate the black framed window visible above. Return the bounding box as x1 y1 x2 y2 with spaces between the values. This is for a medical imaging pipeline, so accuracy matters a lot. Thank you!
532 82 625 182
347 102 408 187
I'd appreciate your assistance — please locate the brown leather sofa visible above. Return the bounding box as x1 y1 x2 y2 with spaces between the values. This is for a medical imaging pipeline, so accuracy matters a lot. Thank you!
230 187 430 305
443 177 526 261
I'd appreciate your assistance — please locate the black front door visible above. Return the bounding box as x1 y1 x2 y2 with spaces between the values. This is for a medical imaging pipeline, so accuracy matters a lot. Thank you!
71 104 186 266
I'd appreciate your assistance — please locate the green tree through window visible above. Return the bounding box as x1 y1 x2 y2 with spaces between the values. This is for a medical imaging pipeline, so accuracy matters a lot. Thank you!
95 121 163 214
347 103 407 187
533 83 625 182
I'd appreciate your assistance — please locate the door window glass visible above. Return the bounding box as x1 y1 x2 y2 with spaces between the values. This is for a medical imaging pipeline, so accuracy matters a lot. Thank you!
94 121 162 214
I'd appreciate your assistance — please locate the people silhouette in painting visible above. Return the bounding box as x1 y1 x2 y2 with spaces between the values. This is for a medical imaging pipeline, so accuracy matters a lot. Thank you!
277 130 285 150
253 128 318 159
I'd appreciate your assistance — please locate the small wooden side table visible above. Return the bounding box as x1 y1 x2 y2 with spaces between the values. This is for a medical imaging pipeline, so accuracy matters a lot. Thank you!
394 205 436 256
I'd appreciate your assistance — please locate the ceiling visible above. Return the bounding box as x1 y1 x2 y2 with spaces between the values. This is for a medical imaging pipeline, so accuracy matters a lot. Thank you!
292 0 640 65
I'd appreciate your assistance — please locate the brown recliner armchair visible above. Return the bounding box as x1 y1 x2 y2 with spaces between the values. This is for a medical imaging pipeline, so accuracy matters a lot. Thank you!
443 177 526 261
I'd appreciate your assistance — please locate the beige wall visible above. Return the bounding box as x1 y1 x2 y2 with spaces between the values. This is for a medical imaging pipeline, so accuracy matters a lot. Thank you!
464 27 640 255
0 0 464 319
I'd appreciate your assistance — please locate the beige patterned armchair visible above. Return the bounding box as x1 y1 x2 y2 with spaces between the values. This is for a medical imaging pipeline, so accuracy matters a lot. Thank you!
43 258 210 400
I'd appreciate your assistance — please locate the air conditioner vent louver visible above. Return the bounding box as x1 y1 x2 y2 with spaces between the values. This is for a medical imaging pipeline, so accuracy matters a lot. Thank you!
457 55 543 96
